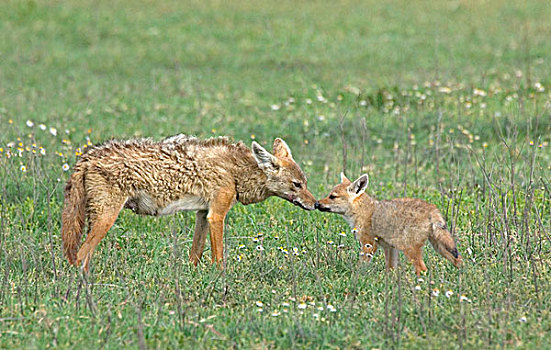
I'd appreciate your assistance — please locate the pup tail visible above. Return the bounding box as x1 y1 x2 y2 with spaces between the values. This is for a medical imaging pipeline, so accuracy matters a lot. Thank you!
429 213 463 268
61 165 87 265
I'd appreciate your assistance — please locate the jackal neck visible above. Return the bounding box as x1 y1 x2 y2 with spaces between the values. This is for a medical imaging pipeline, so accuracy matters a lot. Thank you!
348 194 377 233
232 149 272 205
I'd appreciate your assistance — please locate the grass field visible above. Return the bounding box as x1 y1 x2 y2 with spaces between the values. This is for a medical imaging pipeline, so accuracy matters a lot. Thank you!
1 0 550 348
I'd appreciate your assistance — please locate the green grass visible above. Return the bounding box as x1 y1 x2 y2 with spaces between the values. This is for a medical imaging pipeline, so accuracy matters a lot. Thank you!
1 0 550 348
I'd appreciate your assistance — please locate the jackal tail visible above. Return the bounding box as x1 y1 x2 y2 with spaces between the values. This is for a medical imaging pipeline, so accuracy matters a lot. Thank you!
429 214 462 268
61 165 86 265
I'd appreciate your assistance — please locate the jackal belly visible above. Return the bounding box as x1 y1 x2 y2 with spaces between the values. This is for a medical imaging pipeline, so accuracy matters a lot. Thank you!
125 192 208 216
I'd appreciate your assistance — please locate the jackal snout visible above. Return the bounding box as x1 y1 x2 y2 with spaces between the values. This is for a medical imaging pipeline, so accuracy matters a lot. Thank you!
288 188 317 211
314 200 333 212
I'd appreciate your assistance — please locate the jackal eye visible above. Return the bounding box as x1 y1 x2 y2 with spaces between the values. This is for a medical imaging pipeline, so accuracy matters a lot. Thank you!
292 181 302 189
329 194 337 199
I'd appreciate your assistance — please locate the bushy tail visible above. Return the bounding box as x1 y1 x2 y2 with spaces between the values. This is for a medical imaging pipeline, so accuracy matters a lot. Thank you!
61 166 86 265
429 213 463 268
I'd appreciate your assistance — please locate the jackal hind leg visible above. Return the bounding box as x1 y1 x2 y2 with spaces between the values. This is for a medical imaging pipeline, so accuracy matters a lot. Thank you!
403 245 428 276
207 189 235 267
76 195 125 273
189 210 209 266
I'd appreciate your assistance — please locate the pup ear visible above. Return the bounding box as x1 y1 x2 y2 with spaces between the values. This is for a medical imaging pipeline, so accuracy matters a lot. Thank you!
272 138 293 159
340 172 351 184
252 141 280 173
348 174 369 198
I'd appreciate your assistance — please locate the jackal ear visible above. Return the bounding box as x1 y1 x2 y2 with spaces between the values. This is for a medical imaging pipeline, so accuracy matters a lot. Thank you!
340 172 351 184
252 141 280 172
272 138 293 160
348 174 369 198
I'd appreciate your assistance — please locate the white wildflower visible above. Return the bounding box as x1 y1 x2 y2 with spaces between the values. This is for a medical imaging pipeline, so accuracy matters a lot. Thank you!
473 88 487 97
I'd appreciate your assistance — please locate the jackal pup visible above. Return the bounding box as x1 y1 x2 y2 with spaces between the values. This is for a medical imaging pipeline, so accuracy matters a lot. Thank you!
62 135 316 272
316 173 462 275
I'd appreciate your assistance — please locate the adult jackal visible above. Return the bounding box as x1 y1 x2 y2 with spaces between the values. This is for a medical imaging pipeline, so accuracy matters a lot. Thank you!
61 135 316 272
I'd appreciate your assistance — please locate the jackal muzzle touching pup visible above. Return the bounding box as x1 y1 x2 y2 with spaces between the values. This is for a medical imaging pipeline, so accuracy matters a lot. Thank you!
316 173 462 275
61 135 316 272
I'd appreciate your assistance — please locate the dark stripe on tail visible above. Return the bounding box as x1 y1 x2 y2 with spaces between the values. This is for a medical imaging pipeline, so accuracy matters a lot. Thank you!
448 247 459 259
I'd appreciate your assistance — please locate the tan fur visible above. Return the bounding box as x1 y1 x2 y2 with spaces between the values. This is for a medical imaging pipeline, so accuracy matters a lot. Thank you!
61 135 316 272
61 167 86 264
316 174 462 275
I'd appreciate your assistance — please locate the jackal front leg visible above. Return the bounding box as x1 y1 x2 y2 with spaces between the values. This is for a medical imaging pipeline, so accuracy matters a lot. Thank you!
359 234 378 262
189 210 208 266
207 189 235 267
383 245 399 271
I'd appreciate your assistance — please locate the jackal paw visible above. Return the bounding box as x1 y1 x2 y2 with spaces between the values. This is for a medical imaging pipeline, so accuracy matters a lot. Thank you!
75 251 91 273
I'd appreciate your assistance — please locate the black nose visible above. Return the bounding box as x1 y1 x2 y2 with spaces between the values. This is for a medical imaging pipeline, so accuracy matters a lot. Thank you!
314 201 320 209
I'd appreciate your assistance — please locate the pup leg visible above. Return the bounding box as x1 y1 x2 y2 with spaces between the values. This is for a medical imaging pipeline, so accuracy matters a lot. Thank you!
383 246 399 271
189 210 209 266
360 236 378 262
403 245 428 276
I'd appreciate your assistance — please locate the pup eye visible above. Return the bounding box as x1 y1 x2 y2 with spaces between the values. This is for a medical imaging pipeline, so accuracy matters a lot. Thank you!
329 194 337 199
292 181 302 189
